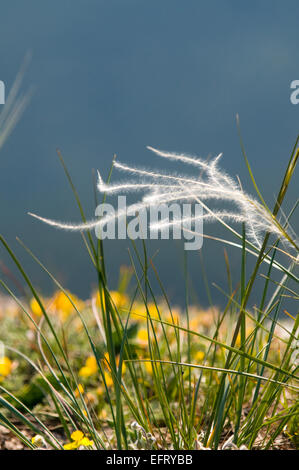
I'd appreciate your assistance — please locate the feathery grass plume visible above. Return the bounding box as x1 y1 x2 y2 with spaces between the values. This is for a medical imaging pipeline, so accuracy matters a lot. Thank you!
29 146 298 256
0 53 32 152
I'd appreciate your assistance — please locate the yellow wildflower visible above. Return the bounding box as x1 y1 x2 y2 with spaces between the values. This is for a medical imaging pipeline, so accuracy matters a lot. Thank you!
63 430 94 450
52 290 83 321
165 308 181 325
79 437 94 447
79 352 126 387
189 317 200 331
147 303 160 320
85 356 98 373
78 355 98 378
92 353 126 388
0 357 13 378
137 328 148 346
71 430 84 441
78 366 93 378
96 290 129 311
144 360 153 375
111 291 129 309
74 383 84 398
103 353 126 374
235 326 254 347
63 441 79 450
194 351 205 362
131 302 160 323
30 298 43 316
130 303 146 322
104 371 113 388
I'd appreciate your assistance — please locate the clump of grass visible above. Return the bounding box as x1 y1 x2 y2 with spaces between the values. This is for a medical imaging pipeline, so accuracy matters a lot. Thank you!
0 122 298 449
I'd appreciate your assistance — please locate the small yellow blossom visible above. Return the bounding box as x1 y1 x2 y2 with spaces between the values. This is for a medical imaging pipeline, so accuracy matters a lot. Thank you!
131 302 160 323
78 355 98 378
194 351 205 362
189 317 200 331
52 290 83 321
235 330 253 347
147 303 160 320
79 437 94 447
165 309 180 325
137 328 148 346
63 441 79 450
103 351 110 364
85 356 98 373
74 383 84 398
71 430 84 441
0 357 13 378
96 290 129 311
63 429 94 450
103 353 126 375
79 353 125 385
144 360 153 375
97 354 115 386
111 291 129 309
104 371 113 388
30 298 43 316
78 366 92 378
131 303 146 322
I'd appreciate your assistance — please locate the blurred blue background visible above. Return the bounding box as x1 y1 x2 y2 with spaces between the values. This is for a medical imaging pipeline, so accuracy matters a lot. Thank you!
0 0 298 307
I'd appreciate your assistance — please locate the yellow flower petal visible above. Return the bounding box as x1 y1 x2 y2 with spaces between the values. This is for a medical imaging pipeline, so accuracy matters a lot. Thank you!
79 437 94 447
78 366 93 378
145 360 153 375
0 357 12 377
30 298 43 316
63 441 79 450
85 356 98 373
194 351 205 362
71 430 84 442
104 371 113 388
74 383 84 397
137 328 148 346
52 290 83 320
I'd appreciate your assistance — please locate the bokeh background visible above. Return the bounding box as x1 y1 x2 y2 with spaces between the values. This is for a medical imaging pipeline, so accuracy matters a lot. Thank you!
0 0 298 307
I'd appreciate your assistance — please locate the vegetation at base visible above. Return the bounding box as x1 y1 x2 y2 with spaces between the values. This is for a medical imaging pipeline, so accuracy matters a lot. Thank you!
0 130 298 450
